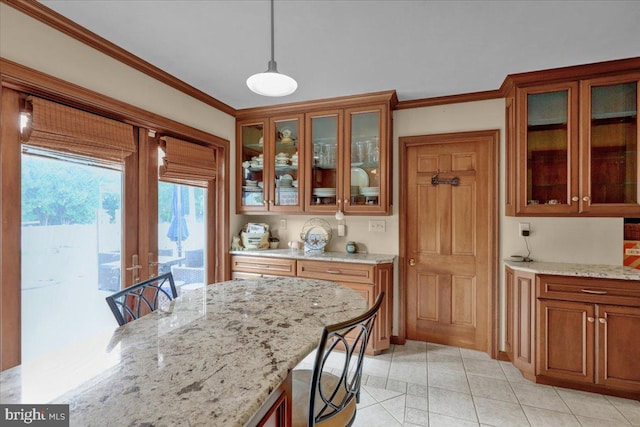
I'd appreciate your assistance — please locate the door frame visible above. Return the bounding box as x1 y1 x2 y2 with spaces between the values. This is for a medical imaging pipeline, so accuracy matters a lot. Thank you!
0 59 230 370
399 129 500 357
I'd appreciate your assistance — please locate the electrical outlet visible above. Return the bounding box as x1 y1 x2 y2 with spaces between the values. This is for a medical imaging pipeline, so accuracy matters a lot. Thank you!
369 220 386 232
280 219 287 230
519 222 530 237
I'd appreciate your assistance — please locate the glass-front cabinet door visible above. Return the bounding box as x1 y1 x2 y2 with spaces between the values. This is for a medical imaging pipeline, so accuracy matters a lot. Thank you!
345 105 389 214
305 110 342 213
581 75 640 215
237 119 267 213
269 115 304 212
517 82 579 214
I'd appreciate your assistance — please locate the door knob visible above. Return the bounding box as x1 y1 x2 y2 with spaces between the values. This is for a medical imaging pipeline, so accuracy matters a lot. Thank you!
587 317 595 323
409 258 416 267
583 196 591 202
571 196 579 202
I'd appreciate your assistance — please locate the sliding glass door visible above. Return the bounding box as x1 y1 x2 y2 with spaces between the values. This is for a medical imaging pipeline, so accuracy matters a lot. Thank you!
158 182 207 294
21 152 124 363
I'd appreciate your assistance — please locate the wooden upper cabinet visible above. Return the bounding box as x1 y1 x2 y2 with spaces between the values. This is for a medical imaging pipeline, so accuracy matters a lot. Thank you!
506 63 640 217
236 91 395 215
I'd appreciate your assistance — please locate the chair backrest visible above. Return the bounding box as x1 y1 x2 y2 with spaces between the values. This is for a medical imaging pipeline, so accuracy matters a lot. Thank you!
308 292 384 426
105 273 178 326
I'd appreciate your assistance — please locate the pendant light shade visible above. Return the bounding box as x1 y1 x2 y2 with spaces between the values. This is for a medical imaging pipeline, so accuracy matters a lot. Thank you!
247 0 297 97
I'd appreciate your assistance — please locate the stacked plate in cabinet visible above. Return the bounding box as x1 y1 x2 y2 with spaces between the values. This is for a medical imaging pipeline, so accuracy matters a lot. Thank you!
360 186 379 197
312 188 336 197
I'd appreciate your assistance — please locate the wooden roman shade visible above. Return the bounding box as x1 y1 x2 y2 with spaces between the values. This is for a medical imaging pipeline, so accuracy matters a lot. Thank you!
21 96 136 161
159 136 216 187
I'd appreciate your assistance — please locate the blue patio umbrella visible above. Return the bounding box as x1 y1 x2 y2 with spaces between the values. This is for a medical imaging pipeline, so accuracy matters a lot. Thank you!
167 185 189 257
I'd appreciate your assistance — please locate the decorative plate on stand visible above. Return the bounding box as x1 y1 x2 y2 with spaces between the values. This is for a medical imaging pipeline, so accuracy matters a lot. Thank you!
300 218 332 254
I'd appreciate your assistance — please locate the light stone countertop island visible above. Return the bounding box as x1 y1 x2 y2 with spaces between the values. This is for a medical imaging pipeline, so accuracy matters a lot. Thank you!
0 278 367 426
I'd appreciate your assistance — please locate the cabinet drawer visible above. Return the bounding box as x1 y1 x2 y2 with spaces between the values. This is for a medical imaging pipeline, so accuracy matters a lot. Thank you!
297 260 374 284
231 255 296 277
538 275 640 307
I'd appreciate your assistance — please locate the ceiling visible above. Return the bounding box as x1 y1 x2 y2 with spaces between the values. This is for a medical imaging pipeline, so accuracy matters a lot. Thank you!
40 0 640 111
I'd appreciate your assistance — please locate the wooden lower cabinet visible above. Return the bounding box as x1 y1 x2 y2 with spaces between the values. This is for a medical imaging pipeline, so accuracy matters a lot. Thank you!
232 255 393 354
506 268 640 398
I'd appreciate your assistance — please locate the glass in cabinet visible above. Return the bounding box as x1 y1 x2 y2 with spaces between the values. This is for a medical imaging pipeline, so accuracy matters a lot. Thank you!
344 105 389 214
517 82 579 214
581 76 639 215
306 111 342 213
268 115 304 212
347 109 381 210
238 120 267 212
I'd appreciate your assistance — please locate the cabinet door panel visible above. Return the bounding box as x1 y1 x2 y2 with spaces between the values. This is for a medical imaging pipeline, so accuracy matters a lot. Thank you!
513 272 535 376
597 304 640 391
538 300 594 383
504 267 514 360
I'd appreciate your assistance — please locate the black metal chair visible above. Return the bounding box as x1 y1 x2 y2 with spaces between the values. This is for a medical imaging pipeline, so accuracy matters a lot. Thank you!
292 292 384 427
105 273 178 326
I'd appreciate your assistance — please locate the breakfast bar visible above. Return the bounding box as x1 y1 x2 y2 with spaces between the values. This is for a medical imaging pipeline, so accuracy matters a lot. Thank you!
0 278 367 426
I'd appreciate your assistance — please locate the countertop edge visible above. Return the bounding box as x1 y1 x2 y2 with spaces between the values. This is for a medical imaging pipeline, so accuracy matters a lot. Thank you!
504 260 640 281
230 249 396 265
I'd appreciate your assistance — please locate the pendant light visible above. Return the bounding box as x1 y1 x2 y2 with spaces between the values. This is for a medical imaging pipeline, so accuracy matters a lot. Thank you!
246 0 297 97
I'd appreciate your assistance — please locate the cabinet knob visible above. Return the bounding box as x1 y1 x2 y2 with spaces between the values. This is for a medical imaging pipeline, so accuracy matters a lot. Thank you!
571 196 579 202
409 258 416 267
583 196 591 202
587 317 595 323
344 199 349 205
599 318 606 324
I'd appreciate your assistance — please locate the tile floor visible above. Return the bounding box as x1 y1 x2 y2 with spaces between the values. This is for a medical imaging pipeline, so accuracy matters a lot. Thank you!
295 340 640 427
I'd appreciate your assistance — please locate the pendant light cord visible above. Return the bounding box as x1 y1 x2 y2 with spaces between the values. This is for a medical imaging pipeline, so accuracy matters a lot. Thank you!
270 0 275 64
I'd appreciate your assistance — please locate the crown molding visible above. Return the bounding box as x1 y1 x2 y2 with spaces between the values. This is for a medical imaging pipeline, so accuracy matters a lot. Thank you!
395 89 503 110
236 90 398 119
2 0 236 117
502 56 640 93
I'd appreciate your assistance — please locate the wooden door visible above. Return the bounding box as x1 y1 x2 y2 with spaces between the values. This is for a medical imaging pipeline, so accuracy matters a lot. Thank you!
538 299 595 384
597 304 640 391
404 130 498 352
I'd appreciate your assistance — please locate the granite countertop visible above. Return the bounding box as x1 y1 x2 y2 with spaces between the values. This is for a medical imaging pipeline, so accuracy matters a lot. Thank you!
230 248 395 265
504 260 640 281
0 278 367 427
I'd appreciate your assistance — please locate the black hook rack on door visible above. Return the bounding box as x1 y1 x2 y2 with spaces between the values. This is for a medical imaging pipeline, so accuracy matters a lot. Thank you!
431 170 460 186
